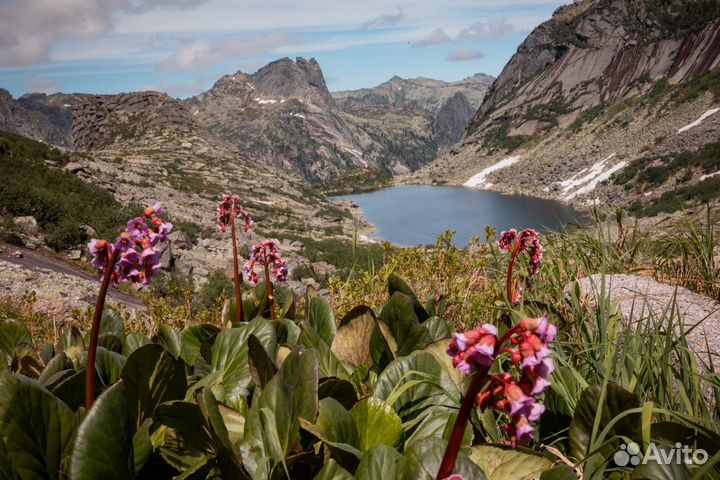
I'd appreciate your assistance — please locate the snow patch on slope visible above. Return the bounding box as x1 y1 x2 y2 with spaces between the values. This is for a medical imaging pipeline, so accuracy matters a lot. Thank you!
677 107 720 133
560 153 627 200
700 171 720 181
464 156 521 188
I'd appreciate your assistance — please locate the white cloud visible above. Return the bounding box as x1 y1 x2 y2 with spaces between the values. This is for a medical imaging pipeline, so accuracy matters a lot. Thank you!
447 47 485 62
413 28 452 48
459 19 515 41
0 0 209 67
360 7 406 30
160 32 300 71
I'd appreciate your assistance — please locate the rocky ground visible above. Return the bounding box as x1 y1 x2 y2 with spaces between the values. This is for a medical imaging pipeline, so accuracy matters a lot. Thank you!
0 244 144 325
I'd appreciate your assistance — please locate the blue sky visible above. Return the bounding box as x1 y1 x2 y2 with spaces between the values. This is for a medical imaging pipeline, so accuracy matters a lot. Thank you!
0 0 567 98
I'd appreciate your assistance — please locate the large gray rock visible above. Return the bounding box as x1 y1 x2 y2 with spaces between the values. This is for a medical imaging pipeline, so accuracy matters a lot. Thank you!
13 216 38 235
571 274 720 371
169 230 193 251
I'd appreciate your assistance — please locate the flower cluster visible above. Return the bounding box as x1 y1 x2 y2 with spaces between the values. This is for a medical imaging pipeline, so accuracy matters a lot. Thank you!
243 240 289 284
447 314 556 445
216 194 254 234
498 228 544 276
88 202 172 286
498 228 544 303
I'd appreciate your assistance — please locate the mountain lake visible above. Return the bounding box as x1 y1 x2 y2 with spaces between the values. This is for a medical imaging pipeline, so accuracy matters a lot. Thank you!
331 185 583 246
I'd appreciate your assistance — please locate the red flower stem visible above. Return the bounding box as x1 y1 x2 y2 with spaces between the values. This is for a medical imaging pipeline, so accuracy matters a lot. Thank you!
85 247 118 410
437 367 489 479
230 209 244 325
262 249 276 320
506 241 521 304
436 325 520 479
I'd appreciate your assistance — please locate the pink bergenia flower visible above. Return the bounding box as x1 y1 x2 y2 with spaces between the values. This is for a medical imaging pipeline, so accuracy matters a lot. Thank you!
88 239 114 270
87 202 171 286
243 240 289 284
446 324 497 374
217 194 254 234
449 315 556 447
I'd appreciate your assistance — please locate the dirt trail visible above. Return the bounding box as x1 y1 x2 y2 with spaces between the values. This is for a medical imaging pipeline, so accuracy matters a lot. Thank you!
0 244 145 310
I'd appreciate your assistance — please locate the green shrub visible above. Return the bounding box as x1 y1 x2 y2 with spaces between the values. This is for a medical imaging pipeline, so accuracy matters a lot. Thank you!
0 130 129 250
198 270 234 307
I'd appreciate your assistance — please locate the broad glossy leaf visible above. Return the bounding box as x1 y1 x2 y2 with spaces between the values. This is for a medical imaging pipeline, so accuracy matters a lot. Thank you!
300 328 349 380
300 397 360 471
274 284 296 320
154 324 181 358
423 340 465 388
179 324 220 366
197 388 246 478
0 320 32 367
332 306 376 368
350 397 402 452
404 436 485 480
58 325 84 362
313 459 352 480
121 344 187 429
373 351 456 422
387 274 429 322
0 372 77 480
99 309 125 337
69 382 134 480
539 465 578 480
305 296 337 346
132 419 152 476
318 378 357 410
355 444 410 480
156 401 214 453
241 282 268 321
379 292 432 356
97 333 123 353
0 435 18 480
630 450 693 479
274 318 301 347
469 444 553 480
248 334 278 391
211 318 277 407
242 347 319 477
406 408 472 449
569 384 641 461
49 369 87 411
303 397 359 447
94 346 126 387
123 332 149 357
423 317 451 342
37 352 69 386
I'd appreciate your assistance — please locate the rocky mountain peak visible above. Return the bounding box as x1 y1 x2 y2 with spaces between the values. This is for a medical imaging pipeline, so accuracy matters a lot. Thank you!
250 56 336 109
468 0 720 139
72 91 200 151
433 92 476 145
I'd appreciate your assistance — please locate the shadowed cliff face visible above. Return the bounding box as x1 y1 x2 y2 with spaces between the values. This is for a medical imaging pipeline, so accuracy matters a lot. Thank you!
0 89 80 147
414 0 720 213
467 0 720 139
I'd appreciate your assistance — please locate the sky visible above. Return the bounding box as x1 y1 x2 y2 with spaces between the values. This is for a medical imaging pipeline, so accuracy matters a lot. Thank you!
0 0 568 98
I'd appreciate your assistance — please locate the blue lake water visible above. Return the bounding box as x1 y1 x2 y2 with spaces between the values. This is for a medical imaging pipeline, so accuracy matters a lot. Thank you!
332 185 583 246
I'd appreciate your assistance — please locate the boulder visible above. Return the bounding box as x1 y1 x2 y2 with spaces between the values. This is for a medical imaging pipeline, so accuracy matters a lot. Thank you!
569 274 720 371
169 230 193 251
14 216 38 235
311 261 337 281
63 162 87 174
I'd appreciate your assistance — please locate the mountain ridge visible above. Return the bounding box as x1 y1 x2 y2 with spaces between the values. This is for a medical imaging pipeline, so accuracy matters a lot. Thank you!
414 0 720 215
